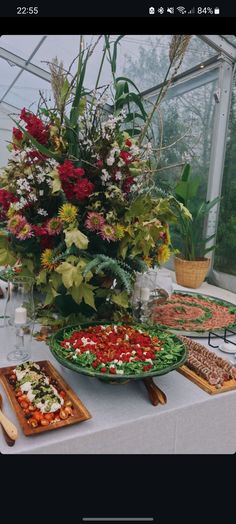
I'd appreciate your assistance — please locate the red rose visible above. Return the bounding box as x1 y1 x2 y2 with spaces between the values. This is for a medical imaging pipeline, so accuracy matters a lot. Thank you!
0 189 17 219
20 107 28 122
73 167 85 177
32 225 48 236
73 178 94 201
96 159 103 169
125 139 132 147
100 367 107 373
61 181 75 201
20 108 49 145
120 150 132 164
58 160 74 179
109 367 116 374
122 176 134 193
13 127 23 142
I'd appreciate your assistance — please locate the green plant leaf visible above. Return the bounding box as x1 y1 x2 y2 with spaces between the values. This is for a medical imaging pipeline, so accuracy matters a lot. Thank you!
111 291 129 309
65 229 89 250
56 262 77 289
49 271 62 290
36 269 47 285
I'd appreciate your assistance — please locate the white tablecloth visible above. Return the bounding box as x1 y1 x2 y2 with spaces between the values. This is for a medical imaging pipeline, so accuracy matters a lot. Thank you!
0 278 236 454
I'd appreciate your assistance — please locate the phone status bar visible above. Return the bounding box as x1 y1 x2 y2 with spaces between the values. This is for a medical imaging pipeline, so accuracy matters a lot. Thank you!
148 6 221 15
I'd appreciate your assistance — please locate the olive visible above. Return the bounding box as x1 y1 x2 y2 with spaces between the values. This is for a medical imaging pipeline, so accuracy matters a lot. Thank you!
25 413 32 420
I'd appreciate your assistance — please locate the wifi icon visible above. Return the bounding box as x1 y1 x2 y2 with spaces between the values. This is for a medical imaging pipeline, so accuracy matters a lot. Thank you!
177 6 187 13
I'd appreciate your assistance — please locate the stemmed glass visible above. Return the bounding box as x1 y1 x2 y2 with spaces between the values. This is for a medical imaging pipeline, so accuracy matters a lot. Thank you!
4 276 35 363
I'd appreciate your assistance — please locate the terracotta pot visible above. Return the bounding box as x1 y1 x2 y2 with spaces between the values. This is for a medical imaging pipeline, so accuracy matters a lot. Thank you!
174 256 210 289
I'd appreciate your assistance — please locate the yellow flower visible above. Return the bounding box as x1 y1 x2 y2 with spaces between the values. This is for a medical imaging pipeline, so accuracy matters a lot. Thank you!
58 203 78 224
41 249 57 271
114 224 125 240
164 225 171 245
143 256 153 267
7 205 16 218
157 244 171 265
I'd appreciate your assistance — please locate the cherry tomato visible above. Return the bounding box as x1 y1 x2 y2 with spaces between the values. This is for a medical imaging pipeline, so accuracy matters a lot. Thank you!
59 390 66 398
34 411 44 422
44 413 54 421
20 401 29 409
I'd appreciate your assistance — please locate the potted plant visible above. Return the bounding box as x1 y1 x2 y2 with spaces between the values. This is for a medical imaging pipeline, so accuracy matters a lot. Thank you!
172 163 220 288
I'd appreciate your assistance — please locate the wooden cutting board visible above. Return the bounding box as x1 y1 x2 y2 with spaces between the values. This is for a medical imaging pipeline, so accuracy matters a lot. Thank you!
177 365 236 395
0 360 91 436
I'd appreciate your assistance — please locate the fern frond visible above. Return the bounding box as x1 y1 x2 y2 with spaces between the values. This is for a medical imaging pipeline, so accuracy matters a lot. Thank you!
83 254 132 293
127 256 148 272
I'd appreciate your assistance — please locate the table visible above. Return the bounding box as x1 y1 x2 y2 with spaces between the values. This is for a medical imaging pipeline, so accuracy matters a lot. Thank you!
0 277 236 454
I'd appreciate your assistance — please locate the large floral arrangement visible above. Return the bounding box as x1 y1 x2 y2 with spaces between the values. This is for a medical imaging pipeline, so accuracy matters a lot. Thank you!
0 36 191 323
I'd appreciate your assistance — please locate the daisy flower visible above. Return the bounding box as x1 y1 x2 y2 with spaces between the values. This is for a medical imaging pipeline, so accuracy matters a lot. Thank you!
58 203 78 224
47 217 63 236
16 223 34 241
41 249 57 270
7 214 27 235
85 212 105 232
100 224 116 242
114 224 125 240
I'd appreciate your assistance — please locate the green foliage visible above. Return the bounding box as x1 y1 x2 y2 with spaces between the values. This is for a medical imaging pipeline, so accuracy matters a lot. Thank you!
0 234 17 266
173 164 220 260
83 254 133 293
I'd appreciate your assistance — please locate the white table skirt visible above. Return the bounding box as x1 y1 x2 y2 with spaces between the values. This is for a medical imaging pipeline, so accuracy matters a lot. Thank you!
0 278 236 454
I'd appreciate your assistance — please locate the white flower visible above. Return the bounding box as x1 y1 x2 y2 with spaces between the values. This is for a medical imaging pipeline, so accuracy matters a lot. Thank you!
106 156 115 166
115 171 122 181
28 193 37 202
38 208 48 216
116 370 124 375
130 144 140 156
101 169 111 185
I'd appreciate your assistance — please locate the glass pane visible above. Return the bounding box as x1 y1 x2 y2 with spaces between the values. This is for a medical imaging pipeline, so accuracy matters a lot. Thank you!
149 79 217 191
0 103 13 167
3 70 53 112
221 35 236 47
214 79 236 275
122 35 217 92
147 79 217 255
0 35 45 60
0 58 22 101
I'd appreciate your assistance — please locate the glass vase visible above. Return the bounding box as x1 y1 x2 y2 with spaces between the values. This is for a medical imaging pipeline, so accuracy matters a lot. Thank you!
3 276 35 363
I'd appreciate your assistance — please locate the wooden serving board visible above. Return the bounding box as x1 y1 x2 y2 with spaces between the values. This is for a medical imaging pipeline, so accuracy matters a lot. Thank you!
0 360 91 436
177 364 236 395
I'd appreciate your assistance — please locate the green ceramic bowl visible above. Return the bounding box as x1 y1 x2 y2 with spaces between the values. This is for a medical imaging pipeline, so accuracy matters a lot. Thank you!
48 322 187 383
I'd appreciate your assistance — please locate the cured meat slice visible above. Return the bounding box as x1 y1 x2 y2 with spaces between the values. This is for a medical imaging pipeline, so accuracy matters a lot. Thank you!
179 335 236 385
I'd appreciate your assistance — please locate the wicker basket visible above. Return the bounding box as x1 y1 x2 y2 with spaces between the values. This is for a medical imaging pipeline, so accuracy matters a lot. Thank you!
174 256 210 289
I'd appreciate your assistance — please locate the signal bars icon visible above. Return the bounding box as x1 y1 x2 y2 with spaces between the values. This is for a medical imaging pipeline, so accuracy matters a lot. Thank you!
188 7 195 14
